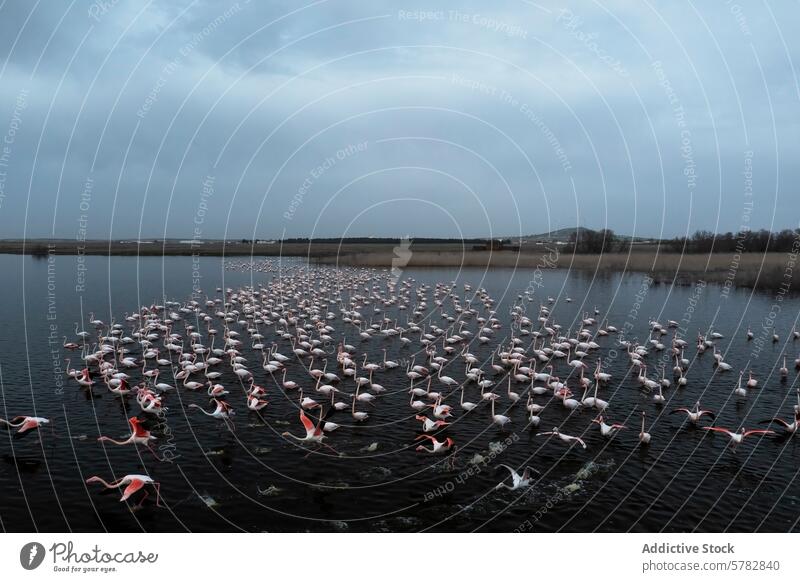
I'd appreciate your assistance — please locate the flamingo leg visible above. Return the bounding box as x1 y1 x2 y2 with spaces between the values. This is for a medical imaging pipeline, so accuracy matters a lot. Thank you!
135 489 150 510
319 442 338 455
147 445 165 462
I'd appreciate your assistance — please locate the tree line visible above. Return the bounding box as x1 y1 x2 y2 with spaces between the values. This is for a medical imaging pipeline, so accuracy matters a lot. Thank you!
664 229 800 253
568 228 628 253
567 228 800 254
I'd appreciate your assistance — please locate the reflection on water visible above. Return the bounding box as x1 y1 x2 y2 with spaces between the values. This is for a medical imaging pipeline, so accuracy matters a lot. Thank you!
1 253 799 532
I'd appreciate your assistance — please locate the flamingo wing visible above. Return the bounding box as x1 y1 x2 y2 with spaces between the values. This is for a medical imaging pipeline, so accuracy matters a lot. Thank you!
572 436 587 449
496 464 516 478
299 410 315 436
670 408 690 415
18 419 39 433
743 429 775 437
702 427 732 436
120 478 146 502
129 417 147 437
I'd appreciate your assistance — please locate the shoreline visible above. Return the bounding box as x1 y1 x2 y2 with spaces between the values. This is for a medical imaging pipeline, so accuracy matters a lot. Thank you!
2 240 796 292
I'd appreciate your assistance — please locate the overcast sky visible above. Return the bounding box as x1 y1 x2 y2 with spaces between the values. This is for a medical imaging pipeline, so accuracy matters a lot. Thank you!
0 0 797 240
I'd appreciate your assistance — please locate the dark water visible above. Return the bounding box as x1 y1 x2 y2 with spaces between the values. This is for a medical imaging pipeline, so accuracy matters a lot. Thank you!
1 253 800 533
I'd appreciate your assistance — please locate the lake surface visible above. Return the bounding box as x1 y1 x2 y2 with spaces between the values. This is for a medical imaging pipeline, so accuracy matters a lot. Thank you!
1 253 799 533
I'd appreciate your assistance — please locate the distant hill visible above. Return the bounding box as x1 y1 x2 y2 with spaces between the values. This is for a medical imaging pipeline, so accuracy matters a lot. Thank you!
522 228 653 243
523 227 581 242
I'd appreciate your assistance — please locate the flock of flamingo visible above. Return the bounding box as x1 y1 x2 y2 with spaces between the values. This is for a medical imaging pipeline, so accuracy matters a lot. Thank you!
3 265 800 507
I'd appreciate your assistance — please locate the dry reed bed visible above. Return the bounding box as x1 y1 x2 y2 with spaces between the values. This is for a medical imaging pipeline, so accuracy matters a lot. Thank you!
315 251 800 292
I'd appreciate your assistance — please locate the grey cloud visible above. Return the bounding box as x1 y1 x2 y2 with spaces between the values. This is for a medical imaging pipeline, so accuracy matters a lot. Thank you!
0 0 797 239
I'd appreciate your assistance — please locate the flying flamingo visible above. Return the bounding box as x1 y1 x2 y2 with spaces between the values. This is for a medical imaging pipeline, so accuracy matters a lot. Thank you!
670 401 715 425
86 474 161 507
0 416 50 435
415 414 449 433
414 434 455 453
592 415 626 438
702 426 775 448
536 427 587 449
760 411 800 435
281 409 337 454
188 398 234 422
494 464 539 491
432 396 452 420
76 369 94 388
206 381 229 397
97 417 156 448
246 393 269 411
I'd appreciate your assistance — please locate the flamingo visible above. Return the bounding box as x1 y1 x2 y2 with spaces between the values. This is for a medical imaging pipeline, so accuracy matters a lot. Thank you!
558 388 580 411
702 426 775 448
86 474 161 507
415 415 449 432
352 385 369 422
670 401 715 425
536 427 587 449
639 411 651 445
761 411 800 434
206 381 229 397
281 409 337 453
414 434 455 453
583 382 608 411
594 359 611 383
410 390 429 411
76 369 95 388
734 372 747 398
494 464 539 491
383 349 399 369
490 398 511 428
247 394 269 411
0 416 50 434
506 375 520 403
282 369 298 390
188 398 234 421
106 377 132 396
437 366 458 388
97 417 156 447
298 387 320 410
592 415 626 438
63 337 80 350
432 396 452 420
460 385 477 411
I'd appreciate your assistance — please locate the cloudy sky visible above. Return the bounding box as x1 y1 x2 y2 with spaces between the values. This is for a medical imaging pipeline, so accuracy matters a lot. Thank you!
0 0 797 240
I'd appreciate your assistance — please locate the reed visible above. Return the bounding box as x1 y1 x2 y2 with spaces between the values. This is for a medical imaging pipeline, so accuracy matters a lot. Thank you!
315 250 800 292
